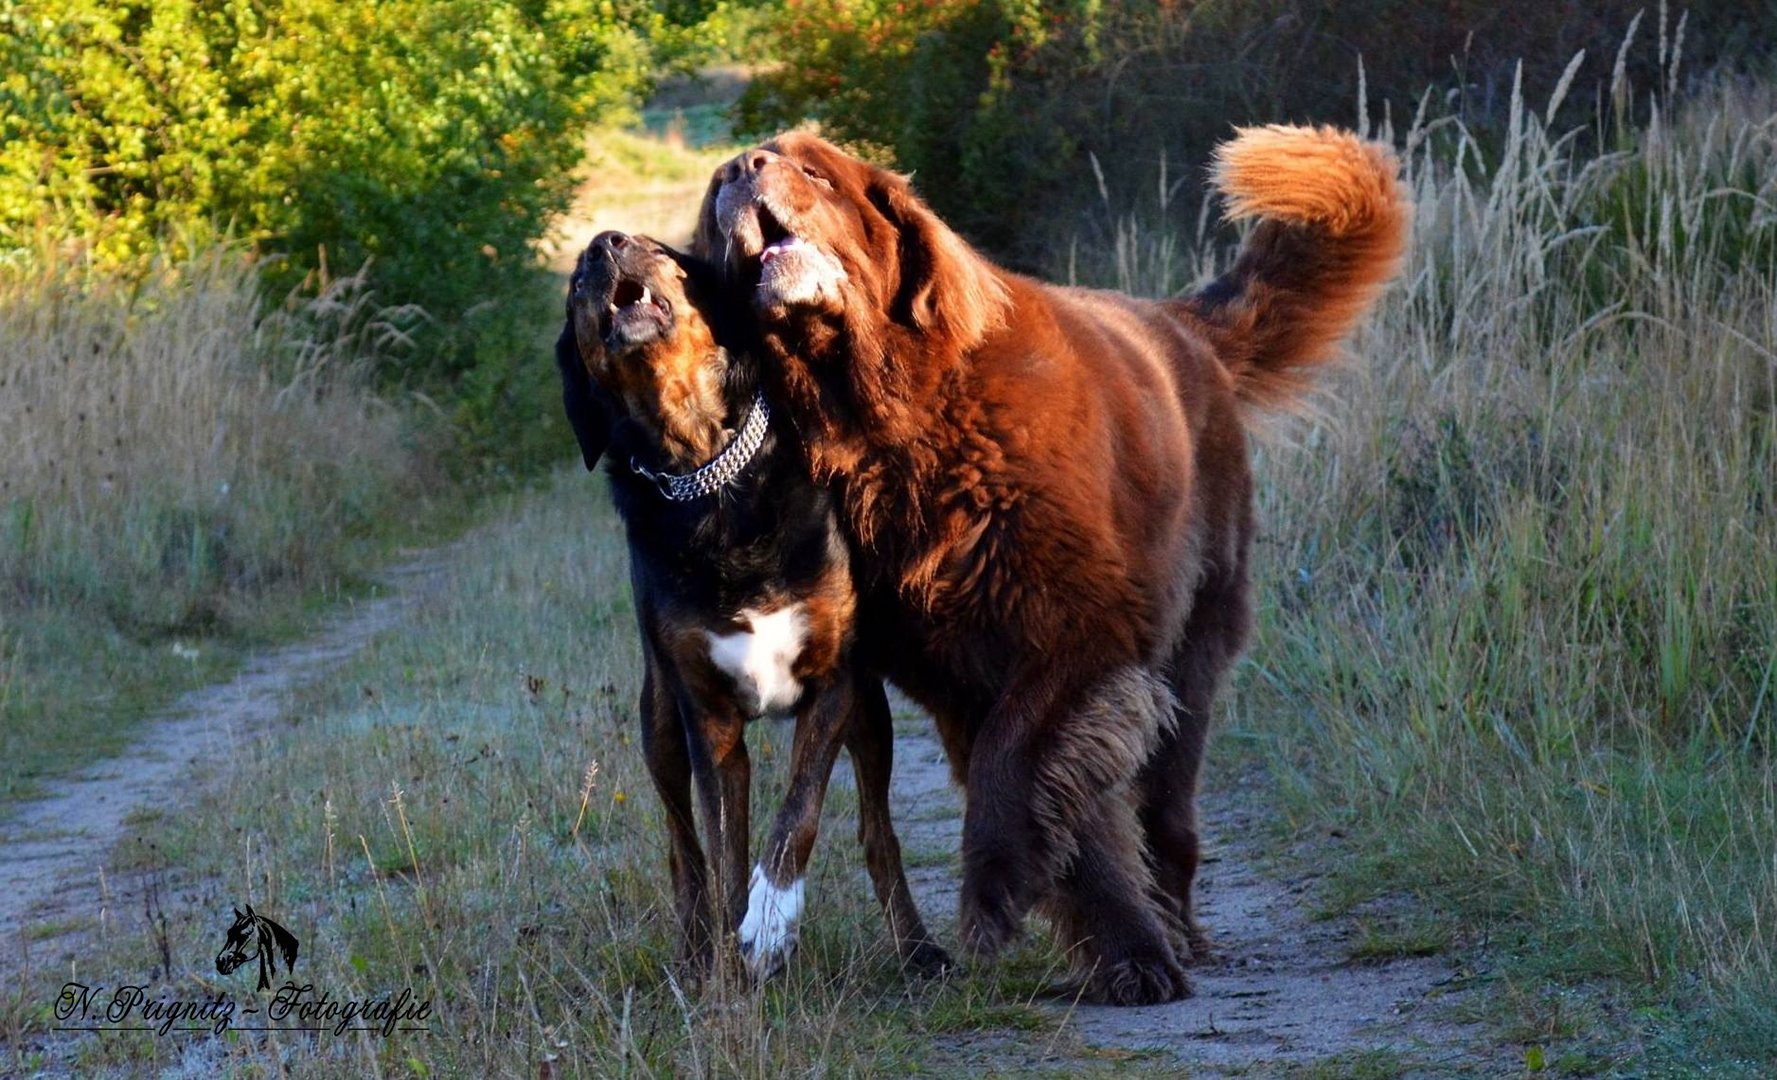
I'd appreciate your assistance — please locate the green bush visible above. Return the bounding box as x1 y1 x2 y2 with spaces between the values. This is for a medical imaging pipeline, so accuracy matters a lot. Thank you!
738 1 1777 263
0 1 619 270
0 0 719 472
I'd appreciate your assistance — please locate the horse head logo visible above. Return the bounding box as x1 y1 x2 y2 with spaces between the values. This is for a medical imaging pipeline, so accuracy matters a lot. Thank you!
216 904 300 991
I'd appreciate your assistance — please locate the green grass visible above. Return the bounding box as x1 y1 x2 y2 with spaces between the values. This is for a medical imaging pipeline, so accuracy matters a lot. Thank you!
1284 1049 1412 1080
0 244 451 803
11 477 1089 1076
1192 74 1777 1075
640 64 753 149
1346 919 1451 964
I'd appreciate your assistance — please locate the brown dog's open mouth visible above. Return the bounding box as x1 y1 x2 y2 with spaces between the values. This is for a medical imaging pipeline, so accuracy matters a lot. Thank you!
756 207 791 255
739 204 838 300
601 275 674 347
730 203 792 280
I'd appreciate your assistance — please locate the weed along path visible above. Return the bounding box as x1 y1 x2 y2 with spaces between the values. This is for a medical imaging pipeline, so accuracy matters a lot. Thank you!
884 713 1489 1074
3 530 1493 1073
0 554 445 968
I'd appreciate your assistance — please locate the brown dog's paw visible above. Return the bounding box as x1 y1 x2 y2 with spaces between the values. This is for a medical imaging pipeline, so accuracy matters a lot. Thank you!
1084 952 1192 1006
1182 924 1217 965
958 885 1024 960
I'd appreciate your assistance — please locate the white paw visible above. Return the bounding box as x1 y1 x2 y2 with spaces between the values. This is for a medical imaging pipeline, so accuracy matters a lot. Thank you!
737 863 805 980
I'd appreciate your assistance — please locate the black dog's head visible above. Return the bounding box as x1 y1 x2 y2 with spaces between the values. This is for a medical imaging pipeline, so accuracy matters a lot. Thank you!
557 231 744 471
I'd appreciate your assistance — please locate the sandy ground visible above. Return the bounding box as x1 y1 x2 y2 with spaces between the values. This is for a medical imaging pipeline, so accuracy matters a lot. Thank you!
883 712 1491 1075
0 555 445 977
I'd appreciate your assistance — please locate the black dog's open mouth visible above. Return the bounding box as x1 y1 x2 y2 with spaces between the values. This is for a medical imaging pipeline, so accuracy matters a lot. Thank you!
600 275 674 346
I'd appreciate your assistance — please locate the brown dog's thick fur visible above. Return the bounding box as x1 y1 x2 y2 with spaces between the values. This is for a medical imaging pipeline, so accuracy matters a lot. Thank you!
696 124 1410 1004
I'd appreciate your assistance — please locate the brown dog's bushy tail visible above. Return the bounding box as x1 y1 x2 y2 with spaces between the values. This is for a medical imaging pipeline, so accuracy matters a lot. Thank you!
1184 124 1411 410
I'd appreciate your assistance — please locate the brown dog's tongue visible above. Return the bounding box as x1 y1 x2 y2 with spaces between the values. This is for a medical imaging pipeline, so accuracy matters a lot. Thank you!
760 237 808 266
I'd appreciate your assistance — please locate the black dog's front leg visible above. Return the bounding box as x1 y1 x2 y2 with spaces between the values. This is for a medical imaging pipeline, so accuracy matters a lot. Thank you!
640 655 713 971
684 702 752 959
738 677 853 979
845 674 951 976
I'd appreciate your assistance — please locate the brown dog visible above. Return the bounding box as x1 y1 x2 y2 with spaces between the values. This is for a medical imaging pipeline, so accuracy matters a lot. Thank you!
694 126 1410 1004
557 231 946 980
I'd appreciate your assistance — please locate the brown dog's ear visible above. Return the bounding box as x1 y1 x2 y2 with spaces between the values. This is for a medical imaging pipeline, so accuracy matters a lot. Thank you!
690 165 729 271
866 171 1009 349
556 321 611 471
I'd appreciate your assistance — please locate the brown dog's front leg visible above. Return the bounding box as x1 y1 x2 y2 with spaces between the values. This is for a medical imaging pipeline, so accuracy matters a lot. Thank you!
960 663 1186 1004
738 678 852 980
957 661 1081 958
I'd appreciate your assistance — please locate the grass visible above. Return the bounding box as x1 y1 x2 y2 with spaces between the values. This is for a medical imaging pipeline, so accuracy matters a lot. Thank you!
0 242 444 801
544 126 743 271
1284 1049 1412 1080
641 64 757 150
1061 57 1776 1074
8 36 1776 1080
10 477 1097 1077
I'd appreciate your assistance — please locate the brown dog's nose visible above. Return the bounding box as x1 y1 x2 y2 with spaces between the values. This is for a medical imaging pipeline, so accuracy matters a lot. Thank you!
730 149 778 182
594 231 630 253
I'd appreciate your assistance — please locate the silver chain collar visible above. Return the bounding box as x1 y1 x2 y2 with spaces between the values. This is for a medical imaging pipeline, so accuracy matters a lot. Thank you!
629 392 771 502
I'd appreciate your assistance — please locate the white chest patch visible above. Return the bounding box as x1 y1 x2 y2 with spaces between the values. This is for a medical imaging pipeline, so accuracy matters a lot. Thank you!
705 604 808 716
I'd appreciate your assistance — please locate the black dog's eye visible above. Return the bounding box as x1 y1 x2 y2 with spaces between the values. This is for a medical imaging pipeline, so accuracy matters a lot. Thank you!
802 164 832 189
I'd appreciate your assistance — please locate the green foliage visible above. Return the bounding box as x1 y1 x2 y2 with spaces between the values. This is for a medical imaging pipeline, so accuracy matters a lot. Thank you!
735 0 1093 251
740 0 1777 261
1 1 600 268
0 0 735 473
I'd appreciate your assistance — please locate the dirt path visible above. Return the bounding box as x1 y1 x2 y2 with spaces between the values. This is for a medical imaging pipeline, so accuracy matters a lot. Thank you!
884 719 1488 1074
0 555 444 971
3 532 1489 1072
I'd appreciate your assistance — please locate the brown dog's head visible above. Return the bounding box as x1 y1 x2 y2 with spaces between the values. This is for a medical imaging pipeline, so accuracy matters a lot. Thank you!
557 231 743 470
693 131 1007 362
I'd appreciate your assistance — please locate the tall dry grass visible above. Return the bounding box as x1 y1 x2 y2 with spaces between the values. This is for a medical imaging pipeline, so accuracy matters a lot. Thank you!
1070 51 1776 1067
0 242 436 795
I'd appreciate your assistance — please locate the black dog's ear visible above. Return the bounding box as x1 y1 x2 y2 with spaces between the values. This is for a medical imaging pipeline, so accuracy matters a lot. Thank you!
556 321 611 471
667 246 756 353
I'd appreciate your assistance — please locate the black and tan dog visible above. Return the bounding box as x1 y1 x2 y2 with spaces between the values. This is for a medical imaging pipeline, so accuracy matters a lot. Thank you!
556 230 947 979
